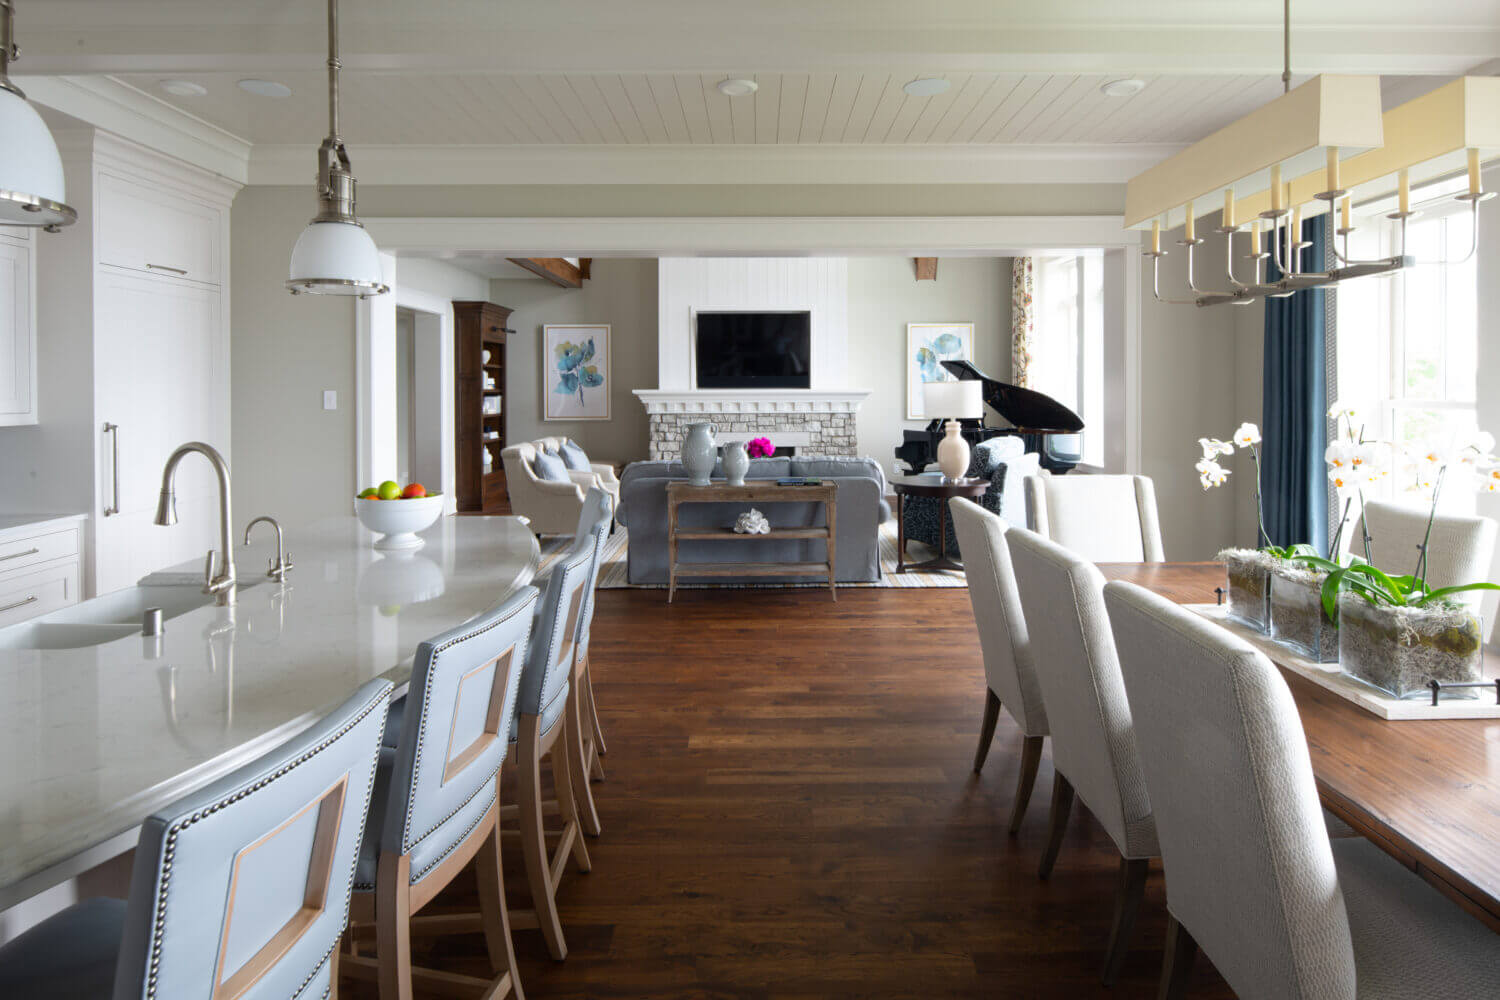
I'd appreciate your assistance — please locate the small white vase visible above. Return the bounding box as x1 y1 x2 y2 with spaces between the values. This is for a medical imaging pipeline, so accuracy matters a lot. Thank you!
936 420 970 481
723 441 750 486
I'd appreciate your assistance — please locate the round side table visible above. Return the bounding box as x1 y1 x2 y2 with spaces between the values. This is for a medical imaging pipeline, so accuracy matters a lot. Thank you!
890 475 991 572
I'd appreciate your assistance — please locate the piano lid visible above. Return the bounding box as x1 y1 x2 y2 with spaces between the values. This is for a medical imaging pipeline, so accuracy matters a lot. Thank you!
940 359 1084 434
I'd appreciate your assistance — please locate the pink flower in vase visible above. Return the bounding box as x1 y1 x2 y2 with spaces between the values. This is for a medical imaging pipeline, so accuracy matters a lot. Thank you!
747 437 774 458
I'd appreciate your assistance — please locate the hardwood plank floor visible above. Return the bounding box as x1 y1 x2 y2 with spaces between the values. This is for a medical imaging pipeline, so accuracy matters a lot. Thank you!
347 588 1235 998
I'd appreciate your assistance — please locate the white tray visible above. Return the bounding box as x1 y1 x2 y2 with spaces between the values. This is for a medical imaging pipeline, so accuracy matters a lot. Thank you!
1186 604 1500 721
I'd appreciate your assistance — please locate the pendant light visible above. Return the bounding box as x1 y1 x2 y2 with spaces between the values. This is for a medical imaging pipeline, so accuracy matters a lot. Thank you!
0 1 76 231
287 0 388 298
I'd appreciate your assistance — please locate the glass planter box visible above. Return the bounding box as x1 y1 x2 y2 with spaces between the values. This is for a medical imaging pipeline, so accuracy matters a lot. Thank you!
1338 596 1485 699
1269 567 1338 663
1221 550 1272 633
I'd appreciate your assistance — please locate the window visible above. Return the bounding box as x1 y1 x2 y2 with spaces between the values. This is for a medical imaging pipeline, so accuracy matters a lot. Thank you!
1031 252 1105 467
1335 191 1479 512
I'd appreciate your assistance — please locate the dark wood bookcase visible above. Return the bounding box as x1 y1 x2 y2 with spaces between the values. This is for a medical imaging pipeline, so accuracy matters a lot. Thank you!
454 301 513 513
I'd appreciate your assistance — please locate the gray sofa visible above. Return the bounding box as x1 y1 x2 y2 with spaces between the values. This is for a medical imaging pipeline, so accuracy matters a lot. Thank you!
617 457 892 584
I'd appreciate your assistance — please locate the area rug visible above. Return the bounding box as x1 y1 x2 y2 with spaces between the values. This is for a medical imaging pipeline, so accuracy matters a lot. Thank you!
537 522 966 589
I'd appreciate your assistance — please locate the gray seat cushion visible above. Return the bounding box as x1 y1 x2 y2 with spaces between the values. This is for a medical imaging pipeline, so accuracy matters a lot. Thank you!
0 897 127 999
532 448 570 483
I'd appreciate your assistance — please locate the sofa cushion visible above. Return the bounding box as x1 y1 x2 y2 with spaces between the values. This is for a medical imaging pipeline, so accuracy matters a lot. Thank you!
532 448 570 483
559 439 592 472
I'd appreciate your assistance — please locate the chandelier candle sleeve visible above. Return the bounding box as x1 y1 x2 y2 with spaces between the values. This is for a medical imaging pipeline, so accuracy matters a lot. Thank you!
1184 201 1195 241
1223 189 1236 229
1398 168 1410 215
1271 165 1284 211
1151 220 1161 254
1340 196 1351 231
1470 149 1483 196
1326 146 1340 191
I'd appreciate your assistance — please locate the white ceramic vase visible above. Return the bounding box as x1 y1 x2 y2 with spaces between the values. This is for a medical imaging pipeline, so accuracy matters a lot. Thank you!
723 441 750 486
936 420 970 481
681 422 717 486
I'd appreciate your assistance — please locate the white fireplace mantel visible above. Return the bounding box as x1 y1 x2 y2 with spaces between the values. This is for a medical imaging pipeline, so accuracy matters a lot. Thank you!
633 389 871 415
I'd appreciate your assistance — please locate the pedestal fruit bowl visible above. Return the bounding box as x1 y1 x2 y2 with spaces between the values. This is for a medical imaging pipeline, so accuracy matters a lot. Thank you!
355 494 443 550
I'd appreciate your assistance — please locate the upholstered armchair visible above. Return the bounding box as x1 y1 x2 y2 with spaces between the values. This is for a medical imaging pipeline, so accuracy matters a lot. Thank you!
903 437 1041 556
502 437 620 536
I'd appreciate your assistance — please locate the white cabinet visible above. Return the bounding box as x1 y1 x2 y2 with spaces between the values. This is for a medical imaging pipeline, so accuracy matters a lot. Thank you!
0 520 84 626
0 228 36 425
96 171 222 286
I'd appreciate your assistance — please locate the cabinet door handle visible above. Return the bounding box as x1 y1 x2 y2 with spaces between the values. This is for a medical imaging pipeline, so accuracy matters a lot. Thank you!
0 595 38 615
0 548 39 562
103 422 121 516
146 263 189 276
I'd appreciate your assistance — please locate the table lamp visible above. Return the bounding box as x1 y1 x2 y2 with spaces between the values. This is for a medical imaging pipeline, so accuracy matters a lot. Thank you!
922 380 984 481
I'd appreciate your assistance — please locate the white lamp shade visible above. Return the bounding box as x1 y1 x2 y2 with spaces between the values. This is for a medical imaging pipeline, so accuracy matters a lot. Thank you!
287 219 387 294
922 379 983 419
0 89 72 227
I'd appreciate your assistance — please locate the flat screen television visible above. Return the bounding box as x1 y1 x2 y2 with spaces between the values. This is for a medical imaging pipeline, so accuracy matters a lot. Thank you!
694 311 812 389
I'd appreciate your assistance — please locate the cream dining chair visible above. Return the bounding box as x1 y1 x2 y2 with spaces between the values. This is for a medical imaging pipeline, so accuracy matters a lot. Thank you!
1006 526 1159 985
1103 579 1500 1000
949 497 1049 833
1355 499 1497 610
1024 472 1165 563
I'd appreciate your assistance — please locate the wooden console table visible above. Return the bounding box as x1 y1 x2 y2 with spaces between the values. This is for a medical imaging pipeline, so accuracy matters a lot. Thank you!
665 481 837 603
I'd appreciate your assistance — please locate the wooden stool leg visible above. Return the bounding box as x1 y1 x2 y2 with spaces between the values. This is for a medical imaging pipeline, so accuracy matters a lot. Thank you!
475 819 525 999
1008 735 1045 835
1103 856 1150 985
973 689 1001 773
1038 773 1075 880
375 853 414 1000
518 714 568 961
551 716 593 872
564 681 603 836
583 656 607 760
1158 914 1198 1000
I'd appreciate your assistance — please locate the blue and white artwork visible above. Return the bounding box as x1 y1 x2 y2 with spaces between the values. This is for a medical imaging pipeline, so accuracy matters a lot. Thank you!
906 323 974 419
544 324 612 420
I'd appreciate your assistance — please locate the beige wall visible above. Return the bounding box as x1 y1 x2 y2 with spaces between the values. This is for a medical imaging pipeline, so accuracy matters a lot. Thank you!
847 257 1012 469
488 260 658 463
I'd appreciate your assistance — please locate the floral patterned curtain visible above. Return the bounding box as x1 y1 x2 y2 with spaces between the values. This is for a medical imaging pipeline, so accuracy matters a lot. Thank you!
1010 257 1035 387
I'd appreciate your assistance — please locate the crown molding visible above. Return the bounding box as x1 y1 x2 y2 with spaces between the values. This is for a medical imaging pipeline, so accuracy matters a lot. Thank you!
17 74 251 184
249 142 1180 188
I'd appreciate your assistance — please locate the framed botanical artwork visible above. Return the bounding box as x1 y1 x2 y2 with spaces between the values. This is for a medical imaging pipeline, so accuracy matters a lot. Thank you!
543 324 611 421
906 322 974 420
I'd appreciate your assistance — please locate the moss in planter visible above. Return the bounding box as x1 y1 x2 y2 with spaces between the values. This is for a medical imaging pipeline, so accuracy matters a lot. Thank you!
1338 595 1484 698
1270 564 1338 663
1218 548 1279 632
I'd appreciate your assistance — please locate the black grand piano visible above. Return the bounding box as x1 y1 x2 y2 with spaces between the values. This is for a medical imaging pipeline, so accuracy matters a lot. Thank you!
895 359 1085 475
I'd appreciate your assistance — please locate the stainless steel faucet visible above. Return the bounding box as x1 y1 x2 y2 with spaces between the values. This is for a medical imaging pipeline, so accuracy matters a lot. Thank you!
154 442 236 607
244 515 293 581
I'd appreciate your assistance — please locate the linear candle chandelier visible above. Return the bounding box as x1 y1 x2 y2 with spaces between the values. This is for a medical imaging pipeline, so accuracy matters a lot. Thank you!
1126 0 1497 308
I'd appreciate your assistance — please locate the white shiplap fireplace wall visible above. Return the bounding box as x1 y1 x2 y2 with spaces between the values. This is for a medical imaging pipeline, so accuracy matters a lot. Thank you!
635 257 870 459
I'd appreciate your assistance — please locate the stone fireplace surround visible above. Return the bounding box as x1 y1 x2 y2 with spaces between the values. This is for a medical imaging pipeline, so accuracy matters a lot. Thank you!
634 390 870 461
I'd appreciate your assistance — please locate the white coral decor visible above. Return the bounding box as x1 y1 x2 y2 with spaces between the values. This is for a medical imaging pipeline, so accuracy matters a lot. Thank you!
734 508 771 535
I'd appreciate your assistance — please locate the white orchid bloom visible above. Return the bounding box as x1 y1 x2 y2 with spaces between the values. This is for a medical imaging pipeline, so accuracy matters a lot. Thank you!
1465 430 1497 454
1198 437 1234 459
1325 441 1354 470
1233 422 1261 448
1195 458 1229 490
1327 401 1360 423
1329 471 1355 492
1351 442 1387 472
1484 479 1500 495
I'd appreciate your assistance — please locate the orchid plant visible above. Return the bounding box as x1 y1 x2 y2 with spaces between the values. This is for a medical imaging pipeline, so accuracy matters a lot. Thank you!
1195 421 1296 555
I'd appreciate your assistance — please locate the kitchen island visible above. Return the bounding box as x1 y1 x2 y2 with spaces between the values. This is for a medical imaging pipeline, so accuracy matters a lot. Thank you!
0 514 539 910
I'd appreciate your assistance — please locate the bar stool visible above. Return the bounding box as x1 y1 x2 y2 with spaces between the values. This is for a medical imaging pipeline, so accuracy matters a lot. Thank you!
344 585 539 1000
566 489 614 836
0 679 393 1000
509 493 611 961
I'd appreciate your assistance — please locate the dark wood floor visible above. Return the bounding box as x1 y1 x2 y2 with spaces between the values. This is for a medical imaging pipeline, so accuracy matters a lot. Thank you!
348 587 1236 999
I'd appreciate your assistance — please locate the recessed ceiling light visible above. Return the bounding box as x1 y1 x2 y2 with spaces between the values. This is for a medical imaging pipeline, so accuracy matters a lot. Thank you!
716 78 758 97
1100 78 1146 98
902 78 950 98
159 80 208 98
238 78 293 98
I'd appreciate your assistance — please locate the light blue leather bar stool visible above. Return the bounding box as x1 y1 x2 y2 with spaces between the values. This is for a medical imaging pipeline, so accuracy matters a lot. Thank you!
344 585 539 1000
563 489 614 835
0 678 393 1000
510 491 610 961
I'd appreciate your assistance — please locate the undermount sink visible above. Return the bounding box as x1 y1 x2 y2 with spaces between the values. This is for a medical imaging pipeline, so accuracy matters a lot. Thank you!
0 623 141 650
0 578 266 650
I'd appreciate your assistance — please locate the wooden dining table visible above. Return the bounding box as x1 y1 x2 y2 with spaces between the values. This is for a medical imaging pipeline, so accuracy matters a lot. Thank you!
1106 561 1500 934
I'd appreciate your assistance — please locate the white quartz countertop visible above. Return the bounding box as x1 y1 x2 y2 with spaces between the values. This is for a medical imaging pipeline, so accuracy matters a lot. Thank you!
0 514 539 906
0 512 87 542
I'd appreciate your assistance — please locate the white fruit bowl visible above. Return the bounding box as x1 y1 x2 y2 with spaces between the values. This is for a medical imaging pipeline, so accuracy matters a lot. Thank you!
355 495 443 550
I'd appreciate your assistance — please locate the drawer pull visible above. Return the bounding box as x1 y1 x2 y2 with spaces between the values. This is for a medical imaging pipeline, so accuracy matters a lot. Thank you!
0 547 39 562
0 595 37 615
146 263 189 276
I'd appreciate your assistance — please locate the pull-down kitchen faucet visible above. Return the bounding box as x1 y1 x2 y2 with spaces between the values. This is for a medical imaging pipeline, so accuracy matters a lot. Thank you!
154 442 236 607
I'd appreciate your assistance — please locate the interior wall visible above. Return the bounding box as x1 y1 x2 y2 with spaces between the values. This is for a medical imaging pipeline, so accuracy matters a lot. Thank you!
488 259 658 462
394 308 415 484
847 257 1012 469
1473 172 1499 643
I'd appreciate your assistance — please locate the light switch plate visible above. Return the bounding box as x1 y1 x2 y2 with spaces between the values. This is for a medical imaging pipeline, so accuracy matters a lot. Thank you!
323 390 337 410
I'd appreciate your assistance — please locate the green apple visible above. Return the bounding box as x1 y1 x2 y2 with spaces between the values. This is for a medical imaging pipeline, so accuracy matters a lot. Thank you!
357 487 378 499
377 480 402 500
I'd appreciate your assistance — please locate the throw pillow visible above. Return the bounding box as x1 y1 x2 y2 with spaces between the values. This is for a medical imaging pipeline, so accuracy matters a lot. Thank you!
559 439 591 472
532 448 570 483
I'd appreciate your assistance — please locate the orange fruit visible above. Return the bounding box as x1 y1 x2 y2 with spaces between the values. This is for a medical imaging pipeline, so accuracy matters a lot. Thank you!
402 483 427 499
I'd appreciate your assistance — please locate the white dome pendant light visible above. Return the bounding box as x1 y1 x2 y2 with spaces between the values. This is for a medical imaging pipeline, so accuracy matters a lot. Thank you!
287 0 388 298
0 1 76 231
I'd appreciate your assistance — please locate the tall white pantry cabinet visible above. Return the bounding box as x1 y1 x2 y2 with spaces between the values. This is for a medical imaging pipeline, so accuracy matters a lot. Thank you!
7 131 239 597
